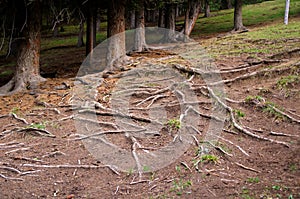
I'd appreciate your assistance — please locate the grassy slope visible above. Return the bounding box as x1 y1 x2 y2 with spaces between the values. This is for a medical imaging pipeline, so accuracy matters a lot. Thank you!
202 18 300 57
191 0 300 36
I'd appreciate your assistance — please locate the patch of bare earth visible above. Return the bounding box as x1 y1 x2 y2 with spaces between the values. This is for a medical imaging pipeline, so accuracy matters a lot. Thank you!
0 46 299 199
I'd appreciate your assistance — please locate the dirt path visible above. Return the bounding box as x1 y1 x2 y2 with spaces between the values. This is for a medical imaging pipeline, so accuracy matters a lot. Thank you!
0 42 299 198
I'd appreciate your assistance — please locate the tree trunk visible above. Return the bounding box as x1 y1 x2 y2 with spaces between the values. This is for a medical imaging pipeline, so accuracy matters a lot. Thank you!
130 11 136 29
134 0 146 52
0 0 45 95
77 19 85 47
106 0 127 70
158 8 165 28
96 11 101 32
53 25 59 37
233 0 246 31
164 3 176 42
204 0 210 18
86 8 97 56
183 0 201 36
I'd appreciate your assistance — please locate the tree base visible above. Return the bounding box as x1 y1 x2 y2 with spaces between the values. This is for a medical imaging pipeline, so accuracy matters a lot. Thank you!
231 26 249 34
0 75 46 96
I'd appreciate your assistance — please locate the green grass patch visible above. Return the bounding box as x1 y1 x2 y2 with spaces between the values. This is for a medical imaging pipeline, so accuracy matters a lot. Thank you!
247 177 260 183
41 32 107 50
277 75 299 89
202 18 300 57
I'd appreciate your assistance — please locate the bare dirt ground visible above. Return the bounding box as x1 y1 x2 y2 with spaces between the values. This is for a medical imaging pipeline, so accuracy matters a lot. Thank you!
0 32 299 199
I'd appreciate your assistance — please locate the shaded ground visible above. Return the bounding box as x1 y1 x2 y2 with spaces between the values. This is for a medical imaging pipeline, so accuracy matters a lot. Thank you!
1 22 300 199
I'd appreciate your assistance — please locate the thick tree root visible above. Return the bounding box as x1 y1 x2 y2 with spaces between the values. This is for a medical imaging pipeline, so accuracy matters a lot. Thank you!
206 87 290 147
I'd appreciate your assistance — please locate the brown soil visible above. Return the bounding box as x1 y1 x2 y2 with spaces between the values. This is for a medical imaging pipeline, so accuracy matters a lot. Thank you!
0 40 299 199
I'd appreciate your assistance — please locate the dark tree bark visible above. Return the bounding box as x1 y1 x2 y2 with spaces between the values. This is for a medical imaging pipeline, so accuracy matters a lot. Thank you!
77 18 85 47
0 0 45 95
96 11 101 32
221 0 232 9
183 0 201 36
134 0 147 52
204 0 210 18
86 7 97 56
130 10 136 29
164 2 176 42
233 0 247 31
106 0 127 70
158 7 165 28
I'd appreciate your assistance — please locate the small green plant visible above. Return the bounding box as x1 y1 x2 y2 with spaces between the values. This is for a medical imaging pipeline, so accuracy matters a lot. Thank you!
288 194 294 199
272 185 281 191
171 179 192 196
245 95 265 104
200 154 218 163
175 165 181 173
277 75 299 89
241 188 254 199
262 102 285 120
234 109 245 118
247 177 260 183
289 164 297 172
27 122 46 130
166 118 181 130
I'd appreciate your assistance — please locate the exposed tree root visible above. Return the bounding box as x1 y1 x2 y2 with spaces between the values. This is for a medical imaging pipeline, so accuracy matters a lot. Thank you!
78 109 159 124
0 165 41 176
0 173 24 181
17 127 56 138
266 104 300 124
216 135 249 156
2 113 29 124
206 87 290 147
173 63 293 86
234 162 260 173
21 163 120 175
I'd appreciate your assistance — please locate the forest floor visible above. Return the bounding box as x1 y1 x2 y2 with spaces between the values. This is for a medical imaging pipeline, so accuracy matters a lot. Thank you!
0 16 300 199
